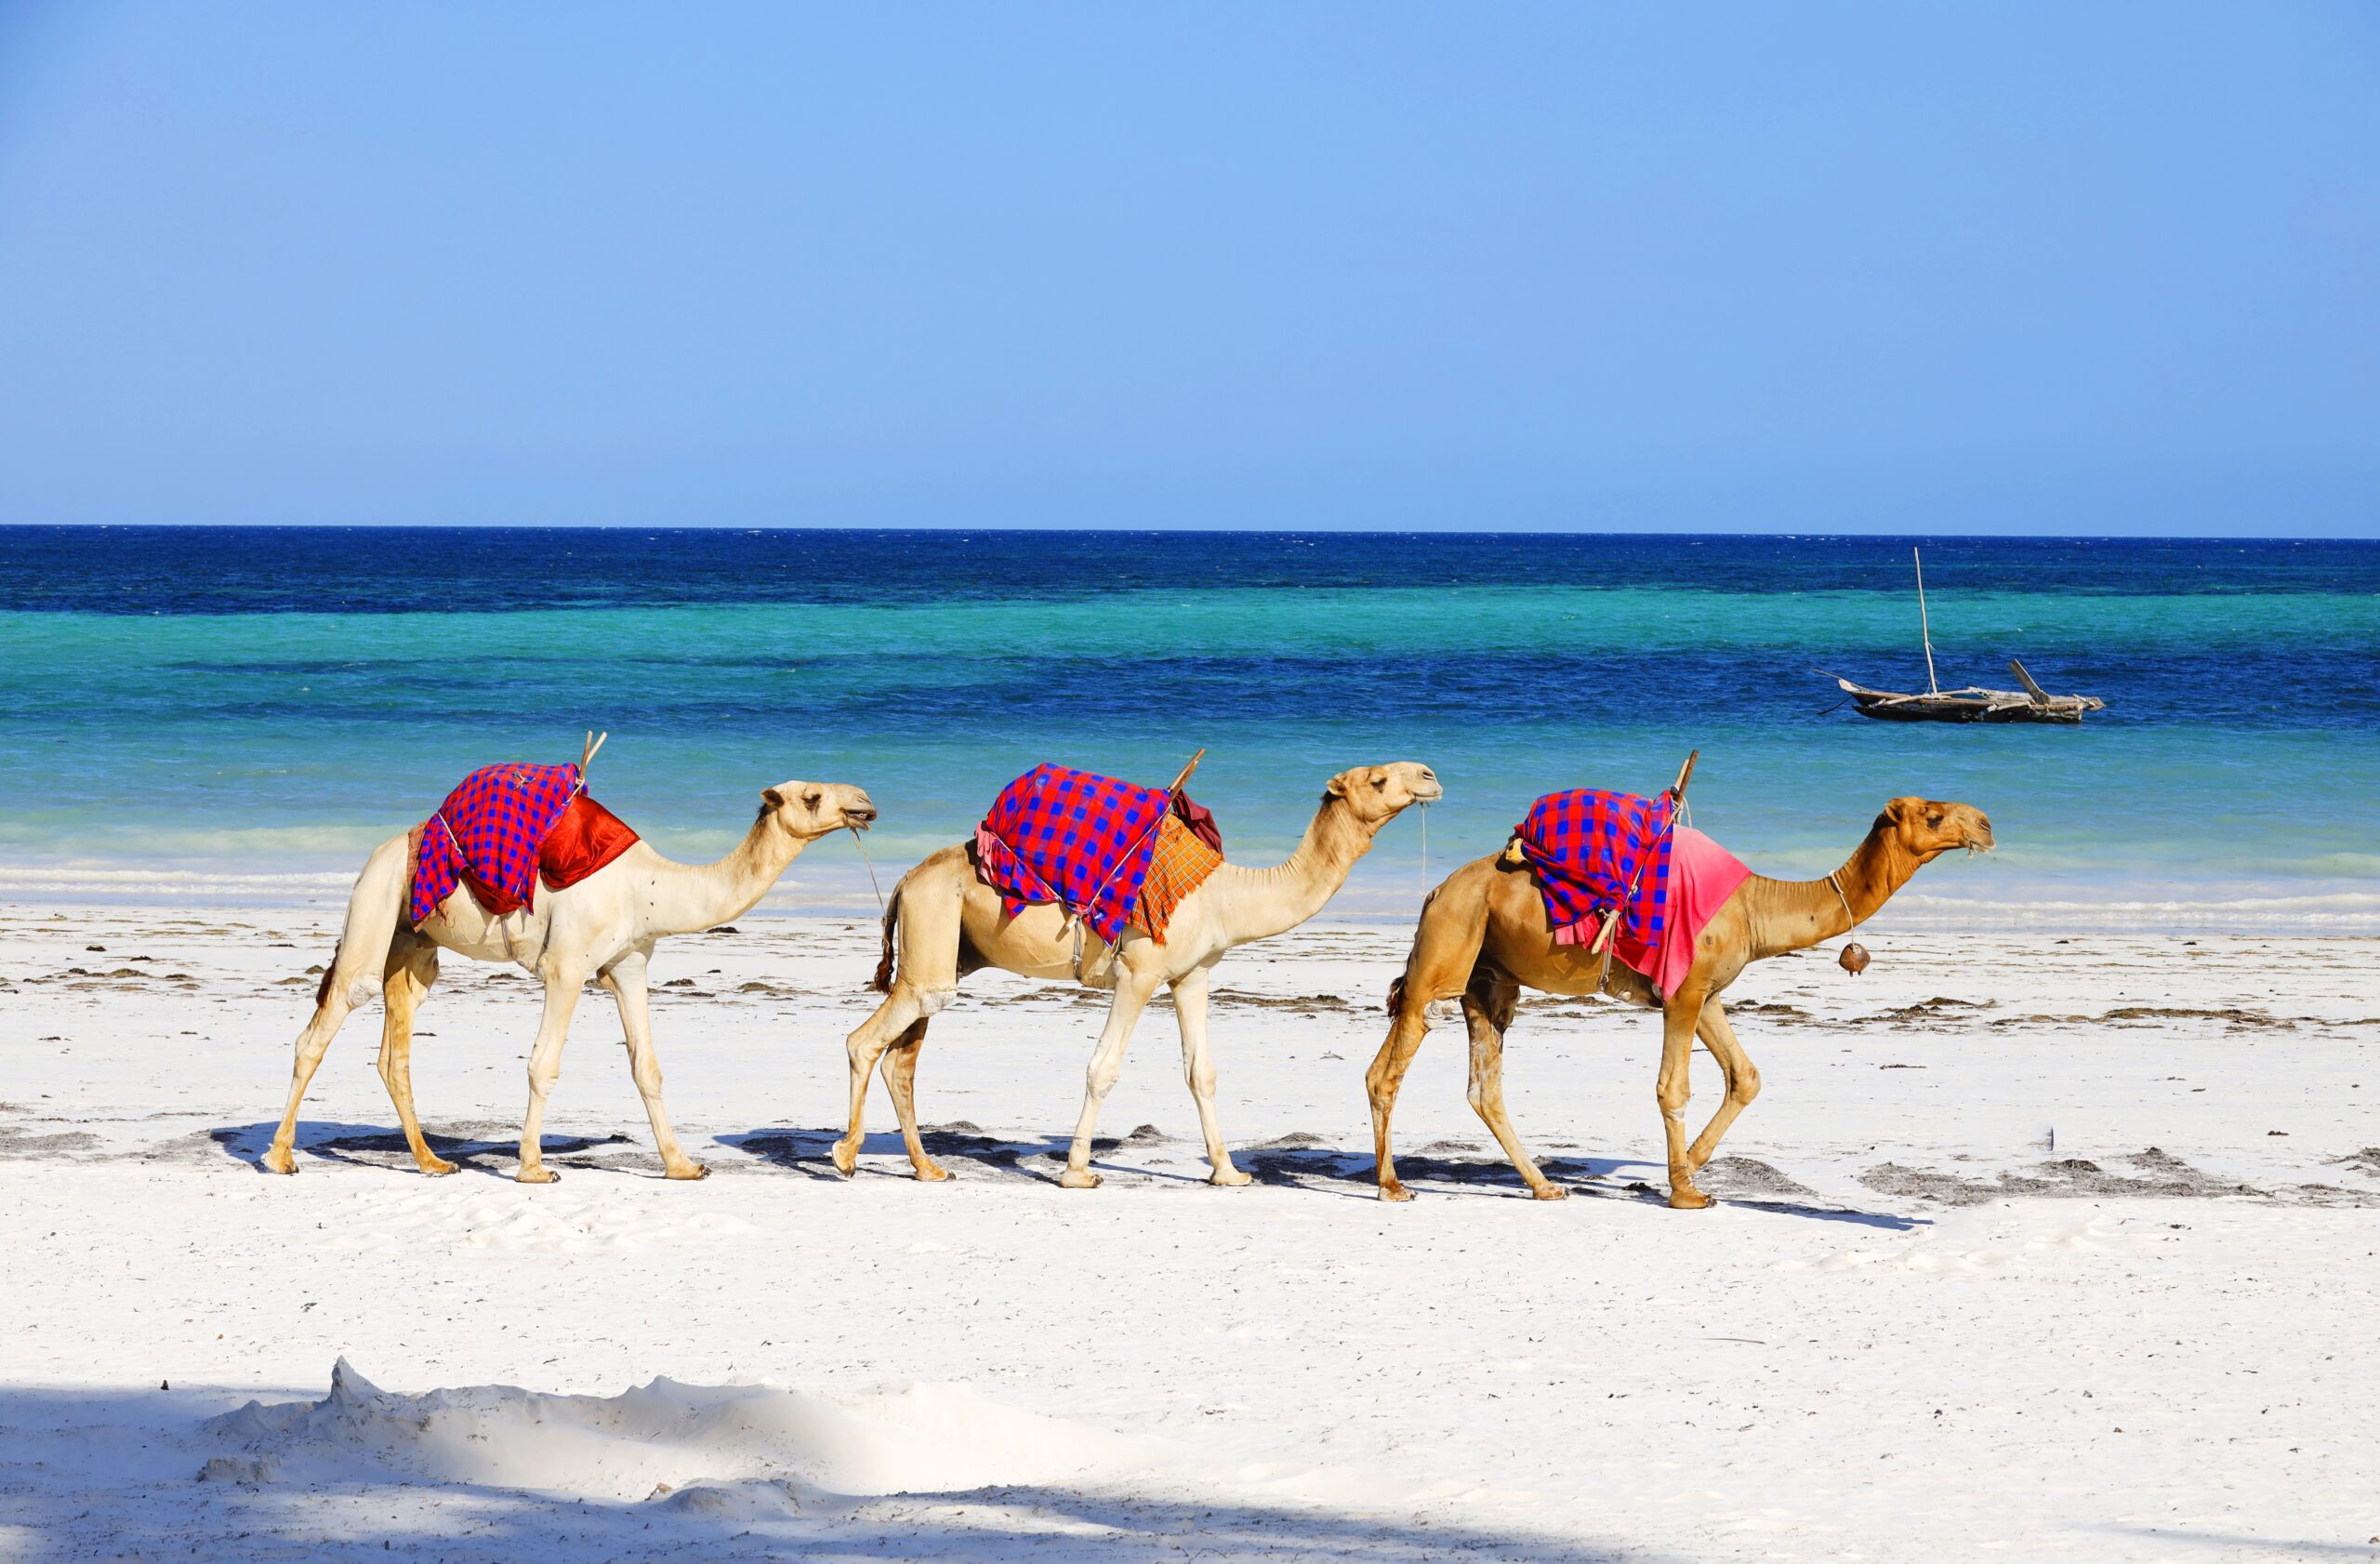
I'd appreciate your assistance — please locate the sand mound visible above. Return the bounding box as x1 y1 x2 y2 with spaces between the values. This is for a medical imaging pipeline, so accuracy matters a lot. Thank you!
208 1359 1157 1502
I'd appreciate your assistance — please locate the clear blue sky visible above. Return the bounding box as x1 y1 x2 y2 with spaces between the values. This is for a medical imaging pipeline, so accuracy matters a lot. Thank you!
2 3 2374 534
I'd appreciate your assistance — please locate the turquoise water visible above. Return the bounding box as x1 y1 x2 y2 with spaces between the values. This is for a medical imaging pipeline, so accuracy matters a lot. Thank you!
0 529 2371 930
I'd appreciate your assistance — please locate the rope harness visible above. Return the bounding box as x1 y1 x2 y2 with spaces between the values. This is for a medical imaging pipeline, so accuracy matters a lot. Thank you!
1825 870 1858 934
851 827 884 914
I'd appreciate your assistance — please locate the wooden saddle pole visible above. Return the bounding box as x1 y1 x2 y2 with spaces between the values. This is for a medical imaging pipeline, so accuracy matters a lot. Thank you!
1164 747 1206 801
1588 748 1699 957
1070 747 1206 982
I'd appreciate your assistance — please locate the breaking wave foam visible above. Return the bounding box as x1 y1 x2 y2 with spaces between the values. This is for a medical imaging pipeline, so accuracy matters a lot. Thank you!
0 862 356 904
0 858 885 913
1876 889 2380 933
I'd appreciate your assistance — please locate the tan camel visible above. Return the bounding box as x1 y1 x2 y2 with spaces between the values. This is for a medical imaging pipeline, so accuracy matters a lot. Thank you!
262 780 877 1183
837 762 1441 1187
1366 795 1991 1207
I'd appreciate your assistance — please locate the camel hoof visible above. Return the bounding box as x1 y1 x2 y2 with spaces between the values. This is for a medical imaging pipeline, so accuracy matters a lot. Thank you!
1528 1182 1570 1201
914 1162 952 1183
665 1161 709 1182
1667 1186 1712 1210
829 1145 858 1177
416 1158 459 1177
1208 1167 1253 1188
516 1165 561 1185
1378 1182 1414 1203
260 1146 298 1176
1057 1168 1104 1189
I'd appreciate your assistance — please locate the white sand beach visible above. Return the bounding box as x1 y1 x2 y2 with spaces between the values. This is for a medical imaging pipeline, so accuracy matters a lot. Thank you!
2 905 2375 1561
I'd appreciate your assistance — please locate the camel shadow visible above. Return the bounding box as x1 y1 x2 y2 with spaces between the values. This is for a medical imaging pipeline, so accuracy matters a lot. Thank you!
715 1128 1924 1225
1230 1145 1642 1202
1220 1144 1928 1226
208 1120 641 1178
717 1124 1213 1187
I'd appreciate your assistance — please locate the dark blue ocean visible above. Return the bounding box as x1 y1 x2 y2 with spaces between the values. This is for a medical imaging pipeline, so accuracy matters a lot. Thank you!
0 528 2372 929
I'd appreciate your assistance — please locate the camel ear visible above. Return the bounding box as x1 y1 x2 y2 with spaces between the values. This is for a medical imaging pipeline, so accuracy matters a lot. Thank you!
1884 796 1920 822
1325 773 1350 799
761 787 786 813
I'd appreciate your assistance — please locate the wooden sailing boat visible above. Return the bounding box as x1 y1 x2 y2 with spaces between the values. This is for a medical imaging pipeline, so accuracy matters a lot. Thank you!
1826 550 2106 724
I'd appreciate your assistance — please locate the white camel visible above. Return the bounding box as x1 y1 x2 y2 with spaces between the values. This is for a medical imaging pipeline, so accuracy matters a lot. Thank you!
836 762 1439 1187
263 779 877 1183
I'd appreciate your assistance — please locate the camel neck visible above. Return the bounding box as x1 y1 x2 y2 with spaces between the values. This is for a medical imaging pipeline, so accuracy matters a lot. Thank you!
1209 795 1382 944
641 815 810 938
1741 826 1916 960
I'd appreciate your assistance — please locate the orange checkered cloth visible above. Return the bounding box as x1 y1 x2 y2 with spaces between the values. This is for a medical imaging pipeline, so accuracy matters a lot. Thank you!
1129 811 1223 943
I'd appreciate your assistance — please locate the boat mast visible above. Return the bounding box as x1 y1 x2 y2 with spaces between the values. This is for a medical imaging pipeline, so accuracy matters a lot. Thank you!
1913 547 1940 695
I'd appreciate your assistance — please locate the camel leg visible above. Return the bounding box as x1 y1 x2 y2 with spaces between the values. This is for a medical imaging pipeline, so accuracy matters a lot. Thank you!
263 987 354 1175
1058 966 1161 1189
837 877 960 1176
375 934 455 1176
836 988 929 1175
263 841 408 1174
880 1020 949 1181
1461 974 1564 1200
1171 966 1248 1186
1686 998 1761 1173
515 963 588 1185
600 949 706 1181
1656 987 1713 1209
1365 1001 1432 1201
1364 880 1490 1201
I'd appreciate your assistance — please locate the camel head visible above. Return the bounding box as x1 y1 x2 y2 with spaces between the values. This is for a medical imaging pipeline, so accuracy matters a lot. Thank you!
1324 762 1444 828
1876 796 1993 865
759 781 879 841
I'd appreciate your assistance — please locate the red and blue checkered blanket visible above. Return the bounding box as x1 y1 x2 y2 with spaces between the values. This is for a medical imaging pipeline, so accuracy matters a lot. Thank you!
1512 789 1753 997
408 762 584 927
1513 786 1677 974
974 763 1177 945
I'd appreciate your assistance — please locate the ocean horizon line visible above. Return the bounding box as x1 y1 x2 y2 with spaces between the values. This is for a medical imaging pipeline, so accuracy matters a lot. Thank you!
5 523 2377 543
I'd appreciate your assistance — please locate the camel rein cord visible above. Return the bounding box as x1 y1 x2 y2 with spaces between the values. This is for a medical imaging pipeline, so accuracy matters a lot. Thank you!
1825 871 1858 935
849 827 884 915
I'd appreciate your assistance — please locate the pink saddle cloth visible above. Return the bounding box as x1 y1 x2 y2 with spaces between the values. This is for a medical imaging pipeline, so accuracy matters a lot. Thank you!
1636 827 1752 998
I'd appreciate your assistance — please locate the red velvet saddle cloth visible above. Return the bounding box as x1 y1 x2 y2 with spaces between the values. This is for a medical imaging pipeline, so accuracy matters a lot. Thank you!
405 792 641 920
537 793 641 895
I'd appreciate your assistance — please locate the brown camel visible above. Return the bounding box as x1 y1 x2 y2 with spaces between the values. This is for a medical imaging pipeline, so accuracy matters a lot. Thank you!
1365 795 1992 1207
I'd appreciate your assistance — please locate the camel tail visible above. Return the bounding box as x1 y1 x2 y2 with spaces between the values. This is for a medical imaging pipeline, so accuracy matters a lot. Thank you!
313 941 343 1011
1383 874 1444 1015
870 883 902 993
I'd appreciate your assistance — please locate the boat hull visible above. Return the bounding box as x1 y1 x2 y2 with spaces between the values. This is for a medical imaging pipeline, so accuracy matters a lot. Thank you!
1831 673 2104 725
1847 694 2085 725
